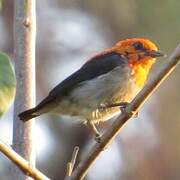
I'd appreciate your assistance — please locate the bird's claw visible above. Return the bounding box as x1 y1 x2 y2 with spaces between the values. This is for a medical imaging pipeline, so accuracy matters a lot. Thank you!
120 102 138 118
119 102 129 112
95 133 102 143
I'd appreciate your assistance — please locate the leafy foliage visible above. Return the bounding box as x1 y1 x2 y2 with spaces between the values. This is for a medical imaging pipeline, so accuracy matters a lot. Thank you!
0 52 16 117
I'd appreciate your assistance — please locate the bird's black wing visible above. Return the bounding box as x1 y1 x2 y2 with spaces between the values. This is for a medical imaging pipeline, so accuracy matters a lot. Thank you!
36 52 127 109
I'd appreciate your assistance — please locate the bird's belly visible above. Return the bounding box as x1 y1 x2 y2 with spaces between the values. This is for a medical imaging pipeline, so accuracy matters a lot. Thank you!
85 77 140 123
54 67 140 123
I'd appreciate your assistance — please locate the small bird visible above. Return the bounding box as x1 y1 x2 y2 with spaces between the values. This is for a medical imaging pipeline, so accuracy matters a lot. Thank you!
19 38 163 139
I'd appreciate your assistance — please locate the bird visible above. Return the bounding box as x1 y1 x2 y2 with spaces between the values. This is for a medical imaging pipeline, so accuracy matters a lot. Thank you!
19 38 164 140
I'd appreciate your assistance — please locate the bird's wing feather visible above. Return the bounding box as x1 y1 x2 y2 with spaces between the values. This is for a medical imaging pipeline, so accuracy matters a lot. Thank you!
36 52 127 110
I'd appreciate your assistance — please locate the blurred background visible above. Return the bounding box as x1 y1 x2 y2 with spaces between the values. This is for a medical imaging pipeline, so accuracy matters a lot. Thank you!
0 0 180 179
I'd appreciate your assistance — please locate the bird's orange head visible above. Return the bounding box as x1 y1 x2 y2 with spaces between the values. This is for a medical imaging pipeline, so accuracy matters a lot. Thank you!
112 38 164 87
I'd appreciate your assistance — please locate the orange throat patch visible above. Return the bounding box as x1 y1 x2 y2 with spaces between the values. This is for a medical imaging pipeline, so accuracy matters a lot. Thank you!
130 58 155 88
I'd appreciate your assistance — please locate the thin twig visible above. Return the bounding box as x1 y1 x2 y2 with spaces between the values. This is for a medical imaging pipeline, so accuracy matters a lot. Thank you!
66 163 72 177
70 44 180 180
0 140 50 180
70 146 79 173
65 146 79 180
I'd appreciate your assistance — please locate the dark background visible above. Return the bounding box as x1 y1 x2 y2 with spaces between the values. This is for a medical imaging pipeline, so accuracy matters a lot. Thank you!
0 0 180 180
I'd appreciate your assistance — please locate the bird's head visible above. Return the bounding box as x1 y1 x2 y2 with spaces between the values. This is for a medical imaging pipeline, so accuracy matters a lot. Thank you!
113 38 164 65
112 38 164 87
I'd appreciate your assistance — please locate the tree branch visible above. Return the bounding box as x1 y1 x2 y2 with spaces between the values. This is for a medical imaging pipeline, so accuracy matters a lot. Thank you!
70 44 180 180
12 0 36 179
0 140 50 180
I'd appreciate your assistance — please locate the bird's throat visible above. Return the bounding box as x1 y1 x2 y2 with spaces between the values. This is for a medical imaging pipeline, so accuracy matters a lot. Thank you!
130 59 155 88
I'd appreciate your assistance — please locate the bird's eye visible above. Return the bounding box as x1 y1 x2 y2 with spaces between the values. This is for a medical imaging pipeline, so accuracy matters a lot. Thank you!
133 42 145 50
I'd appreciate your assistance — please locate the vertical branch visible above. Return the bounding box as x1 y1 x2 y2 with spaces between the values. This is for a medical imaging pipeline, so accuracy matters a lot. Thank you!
12 0 36 179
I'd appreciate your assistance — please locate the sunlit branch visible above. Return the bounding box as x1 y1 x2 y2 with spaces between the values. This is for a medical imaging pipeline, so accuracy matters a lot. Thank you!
0 140 50 180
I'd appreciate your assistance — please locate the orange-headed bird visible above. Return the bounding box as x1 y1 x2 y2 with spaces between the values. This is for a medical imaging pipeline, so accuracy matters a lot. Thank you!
19 38 164 139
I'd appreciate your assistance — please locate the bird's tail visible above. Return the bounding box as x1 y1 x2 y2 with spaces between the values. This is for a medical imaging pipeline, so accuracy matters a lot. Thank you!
18 108 40 122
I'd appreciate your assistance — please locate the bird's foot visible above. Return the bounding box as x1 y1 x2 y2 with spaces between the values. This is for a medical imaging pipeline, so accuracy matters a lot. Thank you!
95 133 102 143
119 102 129 112
119 102 138 118
89 122 102 143
99 102 138 117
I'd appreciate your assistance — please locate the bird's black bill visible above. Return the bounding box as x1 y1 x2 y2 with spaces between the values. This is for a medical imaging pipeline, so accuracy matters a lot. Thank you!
148 50 165 58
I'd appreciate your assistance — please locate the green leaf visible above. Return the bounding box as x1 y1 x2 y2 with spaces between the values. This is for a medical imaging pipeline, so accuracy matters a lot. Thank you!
0 0 2 11
0 52 16 117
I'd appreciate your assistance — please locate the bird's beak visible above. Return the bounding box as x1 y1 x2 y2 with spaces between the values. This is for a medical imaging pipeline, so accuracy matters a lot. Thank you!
147 50 165 58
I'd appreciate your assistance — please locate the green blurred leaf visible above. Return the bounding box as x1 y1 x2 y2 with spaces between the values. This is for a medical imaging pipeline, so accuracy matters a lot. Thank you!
0 0 3 11
0 52 16 117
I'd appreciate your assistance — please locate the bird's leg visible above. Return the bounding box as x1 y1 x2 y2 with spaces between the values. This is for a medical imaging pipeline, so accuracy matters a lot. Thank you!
99 102 129 109
100 102 138 117
89 122 102 143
